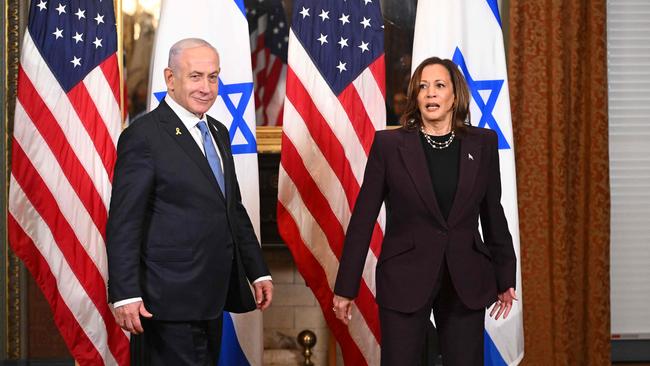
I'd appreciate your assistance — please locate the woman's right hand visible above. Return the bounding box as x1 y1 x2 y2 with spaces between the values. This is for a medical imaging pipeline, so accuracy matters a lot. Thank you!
333 295 353 325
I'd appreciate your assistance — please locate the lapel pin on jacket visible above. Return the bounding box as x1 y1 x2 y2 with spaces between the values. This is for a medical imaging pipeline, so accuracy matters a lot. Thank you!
468 153 474 161
175 127 182 135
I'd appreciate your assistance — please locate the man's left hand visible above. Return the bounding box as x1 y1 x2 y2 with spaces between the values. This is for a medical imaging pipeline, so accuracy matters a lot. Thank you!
253 280 273 311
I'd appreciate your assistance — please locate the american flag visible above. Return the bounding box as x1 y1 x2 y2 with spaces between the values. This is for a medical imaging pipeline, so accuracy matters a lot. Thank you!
246 0 288 126
8 0 129 365
277 0 386 364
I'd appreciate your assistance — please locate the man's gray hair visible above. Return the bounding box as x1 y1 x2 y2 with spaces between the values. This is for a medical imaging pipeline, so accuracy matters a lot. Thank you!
168 38 219 70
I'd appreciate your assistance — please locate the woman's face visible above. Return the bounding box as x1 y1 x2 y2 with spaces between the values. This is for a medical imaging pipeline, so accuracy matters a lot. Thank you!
416 64 455 126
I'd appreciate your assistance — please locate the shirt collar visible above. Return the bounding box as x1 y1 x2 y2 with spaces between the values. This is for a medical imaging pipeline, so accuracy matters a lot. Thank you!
165 95 205 131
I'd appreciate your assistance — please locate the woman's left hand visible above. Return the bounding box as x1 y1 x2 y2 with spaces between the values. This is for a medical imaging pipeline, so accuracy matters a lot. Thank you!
489 287 517 320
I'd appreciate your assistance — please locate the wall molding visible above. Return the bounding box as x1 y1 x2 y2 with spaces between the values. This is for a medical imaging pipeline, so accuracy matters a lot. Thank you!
2 0 25 361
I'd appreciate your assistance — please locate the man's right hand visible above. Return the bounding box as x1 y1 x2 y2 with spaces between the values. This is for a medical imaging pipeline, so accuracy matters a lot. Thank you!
113 301 153 334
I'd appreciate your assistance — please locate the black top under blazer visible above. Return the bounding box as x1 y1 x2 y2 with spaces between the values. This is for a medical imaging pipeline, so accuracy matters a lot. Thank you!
334 126 516 313
106 100 269 321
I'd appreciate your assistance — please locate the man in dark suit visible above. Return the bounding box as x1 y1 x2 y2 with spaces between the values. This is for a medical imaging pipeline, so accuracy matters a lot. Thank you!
106 38 273 365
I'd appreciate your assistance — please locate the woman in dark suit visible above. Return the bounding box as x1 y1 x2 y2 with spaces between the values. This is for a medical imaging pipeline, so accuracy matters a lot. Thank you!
332 57 517 365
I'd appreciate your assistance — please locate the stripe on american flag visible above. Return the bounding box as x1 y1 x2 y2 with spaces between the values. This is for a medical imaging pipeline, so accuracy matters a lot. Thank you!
19 36 115 206
278 0 386 363
278 132 382 340
17 66 110 239
8 0 129 364
8 215 107 365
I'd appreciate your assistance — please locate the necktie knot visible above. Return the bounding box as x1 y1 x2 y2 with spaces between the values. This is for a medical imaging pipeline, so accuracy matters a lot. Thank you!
197 120 209 135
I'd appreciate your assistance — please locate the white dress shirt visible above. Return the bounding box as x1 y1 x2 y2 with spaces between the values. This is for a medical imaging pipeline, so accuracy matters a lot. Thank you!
165 95 224 168
113 96 271 308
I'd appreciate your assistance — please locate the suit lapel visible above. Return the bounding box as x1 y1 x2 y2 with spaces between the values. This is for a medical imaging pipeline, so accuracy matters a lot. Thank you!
398 130 448 229
447 132 481 225
157 101 225 199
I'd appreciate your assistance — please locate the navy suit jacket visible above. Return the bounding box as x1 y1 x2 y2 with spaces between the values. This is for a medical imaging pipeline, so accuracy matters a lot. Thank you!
106 100 269 321
334 126 516 313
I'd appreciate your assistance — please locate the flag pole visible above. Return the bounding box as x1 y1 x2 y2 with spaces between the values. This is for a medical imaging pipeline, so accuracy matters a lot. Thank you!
328 329 337 366
115 0 125 127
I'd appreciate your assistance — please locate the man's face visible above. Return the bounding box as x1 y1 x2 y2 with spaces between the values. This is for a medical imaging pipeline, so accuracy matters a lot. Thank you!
165 46 220 117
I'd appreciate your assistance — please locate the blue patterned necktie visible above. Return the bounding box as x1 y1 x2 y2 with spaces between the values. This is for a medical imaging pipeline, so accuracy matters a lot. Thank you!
196 121 225 196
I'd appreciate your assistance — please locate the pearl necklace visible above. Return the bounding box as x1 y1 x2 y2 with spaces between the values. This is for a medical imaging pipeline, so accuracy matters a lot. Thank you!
420 128 455 150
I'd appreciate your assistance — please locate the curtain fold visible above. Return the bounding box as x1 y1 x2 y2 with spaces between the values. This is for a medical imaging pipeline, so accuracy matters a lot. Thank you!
507 1 610 365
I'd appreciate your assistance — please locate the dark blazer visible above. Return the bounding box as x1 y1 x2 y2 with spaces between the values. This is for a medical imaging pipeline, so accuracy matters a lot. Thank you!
106 100 269 321
334 126 516 313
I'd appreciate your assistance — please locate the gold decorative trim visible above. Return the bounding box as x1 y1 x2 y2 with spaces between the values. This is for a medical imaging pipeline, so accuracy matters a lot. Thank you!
255 125 399 154
4 0 21 359
257 126 282 154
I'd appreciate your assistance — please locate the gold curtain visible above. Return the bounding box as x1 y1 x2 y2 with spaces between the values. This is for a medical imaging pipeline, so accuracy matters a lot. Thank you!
507 1 610 365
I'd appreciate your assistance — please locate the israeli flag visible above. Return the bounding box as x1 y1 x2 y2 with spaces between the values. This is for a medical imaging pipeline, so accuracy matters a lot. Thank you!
412 1 524 365
148 1 263 365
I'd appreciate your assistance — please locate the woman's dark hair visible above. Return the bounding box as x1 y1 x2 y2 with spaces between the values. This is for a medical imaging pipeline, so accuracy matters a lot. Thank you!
399 57 471 133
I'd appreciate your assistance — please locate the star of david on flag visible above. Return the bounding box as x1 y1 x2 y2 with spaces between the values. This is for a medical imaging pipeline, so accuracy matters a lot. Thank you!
452 48 510 150
218 79 257 154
